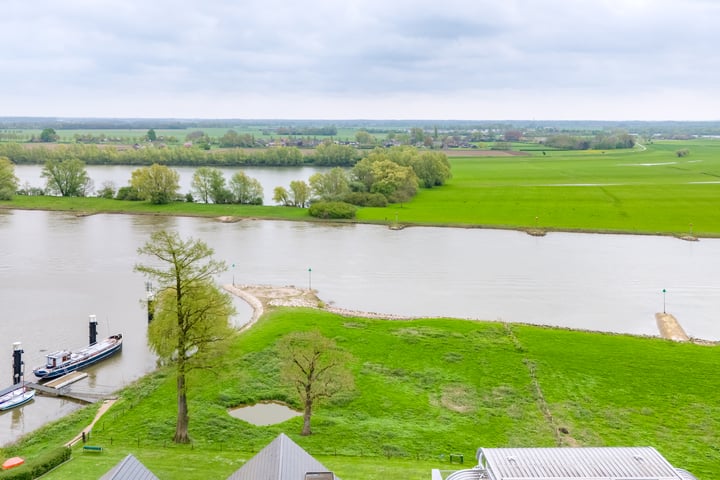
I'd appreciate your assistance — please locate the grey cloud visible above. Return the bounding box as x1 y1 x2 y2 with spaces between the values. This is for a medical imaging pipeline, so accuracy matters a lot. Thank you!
1 0 719 118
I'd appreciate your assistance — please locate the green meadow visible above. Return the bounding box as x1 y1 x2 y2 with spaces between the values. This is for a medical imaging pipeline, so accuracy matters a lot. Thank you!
357 140 720 236
5 309 718 479
4 139 720 236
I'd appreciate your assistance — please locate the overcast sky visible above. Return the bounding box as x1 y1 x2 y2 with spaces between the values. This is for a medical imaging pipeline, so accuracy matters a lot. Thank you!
1 0 718 120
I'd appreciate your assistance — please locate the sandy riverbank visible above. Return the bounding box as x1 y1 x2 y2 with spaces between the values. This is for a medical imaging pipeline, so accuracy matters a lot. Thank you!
223 284 417 331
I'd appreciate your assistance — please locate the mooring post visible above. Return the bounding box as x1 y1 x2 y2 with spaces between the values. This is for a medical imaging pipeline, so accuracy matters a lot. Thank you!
12 342 24 385
89 315 98 346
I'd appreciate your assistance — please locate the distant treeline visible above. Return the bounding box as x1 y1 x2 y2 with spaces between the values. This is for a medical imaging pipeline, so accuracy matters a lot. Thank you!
541 132 635 150
4 117 720 136
270 126 338 136
0 142 360 167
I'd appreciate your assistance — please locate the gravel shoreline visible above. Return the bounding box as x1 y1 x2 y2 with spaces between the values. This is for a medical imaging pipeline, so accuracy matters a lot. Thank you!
223 283 417 331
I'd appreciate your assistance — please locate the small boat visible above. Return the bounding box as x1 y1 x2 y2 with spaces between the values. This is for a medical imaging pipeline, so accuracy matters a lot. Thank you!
33 333 123 380
2 456 24 470
0 385 35 411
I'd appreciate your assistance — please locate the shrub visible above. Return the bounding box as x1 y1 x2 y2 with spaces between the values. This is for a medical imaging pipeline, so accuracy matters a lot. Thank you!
0 447 70 480
115 185 142 201
308 201 357 219
340 192 388 207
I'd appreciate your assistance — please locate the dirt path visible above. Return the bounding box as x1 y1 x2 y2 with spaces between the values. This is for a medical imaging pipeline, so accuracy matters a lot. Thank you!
65 399 117 447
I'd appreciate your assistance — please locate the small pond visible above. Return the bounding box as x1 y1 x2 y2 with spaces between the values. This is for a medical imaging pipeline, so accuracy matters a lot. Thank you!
228 402 302 426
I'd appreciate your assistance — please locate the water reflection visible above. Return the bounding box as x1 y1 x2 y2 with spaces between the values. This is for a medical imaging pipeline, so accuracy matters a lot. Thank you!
228 402 302 426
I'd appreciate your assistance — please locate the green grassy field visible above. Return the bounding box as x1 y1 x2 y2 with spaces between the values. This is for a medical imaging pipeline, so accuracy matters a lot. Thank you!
3 309 718 479
356 140 720 235
3 139 720 235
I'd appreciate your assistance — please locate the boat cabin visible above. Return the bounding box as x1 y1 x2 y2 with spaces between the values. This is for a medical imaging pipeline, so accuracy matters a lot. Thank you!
45 351 72 368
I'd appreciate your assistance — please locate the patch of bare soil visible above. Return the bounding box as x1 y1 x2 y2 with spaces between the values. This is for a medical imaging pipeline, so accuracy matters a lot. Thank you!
437 385 477 413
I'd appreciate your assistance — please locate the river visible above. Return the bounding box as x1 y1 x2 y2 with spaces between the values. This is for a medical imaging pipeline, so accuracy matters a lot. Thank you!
0 209 719 445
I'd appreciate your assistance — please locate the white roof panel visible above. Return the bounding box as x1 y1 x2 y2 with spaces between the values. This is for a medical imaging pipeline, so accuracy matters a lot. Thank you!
478 447 683 479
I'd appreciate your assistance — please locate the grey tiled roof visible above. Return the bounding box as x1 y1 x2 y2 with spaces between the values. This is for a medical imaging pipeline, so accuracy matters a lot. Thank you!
227 433 338 480
100 454 160 480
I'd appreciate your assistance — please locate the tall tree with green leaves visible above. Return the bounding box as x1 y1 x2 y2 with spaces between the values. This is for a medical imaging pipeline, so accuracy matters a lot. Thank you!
41 158 92 197
130 163 180 204
135 230 235 444
309 167 350 201
273 186 291 206
191 166 228 204
39 128 58 142
229 171 264 205
0 156 19 200
278 330 354 436
289 180 311 207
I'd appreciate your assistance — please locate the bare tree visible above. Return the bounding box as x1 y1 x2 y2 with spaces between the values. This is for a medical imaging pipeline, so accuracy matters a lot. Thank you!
279 331 354 436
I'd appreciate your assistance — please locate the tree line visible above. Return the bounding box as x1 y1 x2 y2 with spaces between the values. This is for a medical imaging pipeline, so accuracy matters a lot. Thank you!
541 132 636 150
1 146 452 220
0 142 360 167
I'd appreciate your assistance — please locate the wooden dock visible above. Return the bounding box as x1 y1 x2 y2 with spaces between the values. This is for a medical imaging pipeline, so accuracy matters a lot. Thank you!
25 371 111 404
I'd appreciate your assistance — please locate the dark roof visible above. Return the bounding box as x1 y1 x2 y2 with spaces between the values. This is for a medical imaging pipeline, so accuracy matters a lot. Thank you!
226 433 338 480
100 454 159 480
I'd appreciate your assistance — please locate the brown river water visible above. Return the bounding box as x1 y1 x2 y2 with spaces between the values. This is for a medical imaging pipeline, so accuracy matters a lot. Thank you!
1 209 718 445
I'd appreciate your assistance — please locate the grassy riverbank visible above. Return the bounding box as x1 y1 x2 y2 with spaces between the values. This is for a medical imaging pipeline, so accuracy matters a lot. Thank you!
4 309 718 479
3 139 720 236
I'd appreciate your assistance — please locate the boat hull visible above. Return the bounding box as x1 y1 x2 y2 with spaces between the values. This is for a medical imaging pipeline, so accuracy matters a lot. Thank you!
2 457 24 470
0 387 35 411
33 334 123 380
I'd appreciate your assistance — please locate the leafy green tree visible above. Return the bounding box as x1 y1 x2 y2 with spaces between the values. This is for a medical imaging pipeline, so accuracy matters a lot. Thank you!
369 160 417 202
354 130 375 146
309 167 350 201
410 151 452 188
0 156 19 200
273 186 291 206
191 167 228 204
219 130 255 148
39 128 58 142
278 330 354 436
41 158 92 197
351 149 420 203
350 157 376 192
135 230 235 444
146 129 157 142
229 171 264 205
130 163 180 204
312 142 358 166
289 180 311 207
